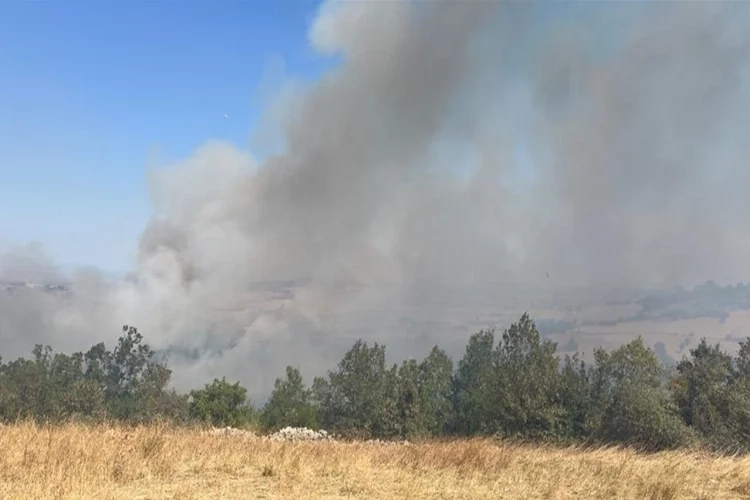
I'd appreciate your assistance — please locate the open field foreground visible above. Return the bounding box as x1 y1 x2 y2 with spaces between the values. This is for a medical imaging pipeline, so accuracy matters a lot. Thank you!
1 424 750 500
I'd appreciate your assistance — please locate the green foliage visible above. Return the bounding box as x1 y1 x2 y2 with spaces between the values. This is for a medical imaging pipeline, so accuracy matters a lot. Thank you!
312 343 455 440
728 337 750 449
61 379 107 422
262 366 318 431
0 325 186 424
451 314 566 439
672 339 734 446
417 346 454 436
737 338 750 378
4 313 750 454
725 378 750 451
590 337 695 450
451 329 495 435
394 359 424 438
490 313 565 439
605 382 696 451
670 337 750 452
312 340 393 438
558 353 592 440
189 377 257 428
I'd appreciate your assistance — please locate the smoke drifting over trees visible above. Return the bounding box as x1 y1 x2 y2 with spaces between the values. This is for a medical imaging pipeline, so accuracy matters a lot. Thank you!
2 1 750 399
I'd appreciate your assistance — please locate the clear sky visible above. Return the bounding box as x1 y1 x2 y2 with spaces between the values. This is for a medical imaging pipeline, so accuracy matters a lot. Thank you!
0 1 332 277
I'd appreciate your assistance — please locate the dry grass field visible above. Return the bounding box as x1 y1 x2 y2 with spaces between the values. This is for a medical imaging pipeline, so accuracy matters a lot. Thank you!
1 423 750 499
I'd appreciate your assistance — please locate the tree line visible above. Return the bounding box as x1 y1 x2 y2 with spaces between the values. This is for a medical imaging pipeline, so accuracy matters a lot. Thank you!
1 314 750 453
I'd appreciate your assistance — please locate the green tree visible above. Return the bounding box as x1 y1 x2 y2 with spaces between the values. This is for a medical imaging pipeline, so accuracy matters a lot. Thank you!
418 346 454 436
0 326 192 425
491 313 565 439
313 340 393 438
591 337 694 450
558 353 592 440
61 379 107 421
721 338 750 451
0 356 46 421
0 345 64 421
451 329 495 435
395 359 424 438
78 325 183 422
671 339 734 447
262 366 318 430
50 351 107 421
189 377 257 428
736 337 750 378
380 363 402 439
133 363 189 423
103 325 154 419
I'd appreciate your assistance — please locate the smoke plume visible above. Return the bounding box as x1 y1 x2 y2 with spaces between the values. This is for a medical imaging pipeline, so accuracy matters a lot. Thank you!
2 1 750 399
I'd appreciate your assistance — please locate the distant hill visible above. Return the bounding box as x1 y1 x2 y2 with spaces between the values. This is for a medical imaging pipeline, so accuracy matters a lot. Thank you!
0 281 70 296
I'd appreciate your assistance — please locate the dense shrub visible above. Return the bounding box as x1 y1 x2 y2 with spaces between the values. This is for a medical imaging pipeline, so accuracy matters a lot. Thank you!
2 315 750 453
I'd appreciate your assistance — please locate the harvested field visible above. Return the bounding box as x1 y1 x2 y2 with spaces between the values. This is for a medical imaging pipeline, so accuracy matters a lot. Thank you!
1 423 749 499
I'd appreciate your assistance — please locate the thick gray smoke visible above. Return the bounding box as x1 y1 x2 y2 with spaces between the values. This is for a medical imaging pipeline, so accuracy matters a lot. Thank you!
2 1 750 399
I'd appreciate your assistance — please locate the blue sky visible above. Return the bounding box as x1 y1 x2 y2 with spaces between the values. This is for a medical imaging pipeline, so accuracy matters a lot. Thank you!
0 1 331 276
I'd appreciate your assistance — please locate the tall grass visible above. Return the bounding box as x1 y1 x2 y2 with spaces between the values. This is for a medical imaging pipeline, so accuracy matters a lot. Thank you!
0 422 748 499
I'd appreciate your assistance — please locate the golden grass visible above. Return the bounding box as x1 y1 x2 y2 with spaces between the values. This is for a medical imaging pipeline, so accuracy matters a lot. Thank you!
1 423 749 499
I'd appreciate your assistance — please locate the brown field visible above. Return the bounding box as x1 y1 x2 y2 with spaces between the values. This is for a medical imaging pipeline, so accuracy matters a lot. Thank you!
1 423 750 499
530 307 750 359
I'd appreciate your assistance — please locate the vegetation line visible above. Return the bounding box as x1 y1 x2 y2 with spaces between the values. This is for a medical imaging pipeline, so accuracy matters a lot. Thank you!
2 314 749 454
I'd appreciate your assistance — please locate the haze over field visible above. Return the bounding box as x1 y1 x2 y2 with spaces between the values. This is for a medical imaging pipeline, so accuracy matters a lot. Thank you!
3 1 750 399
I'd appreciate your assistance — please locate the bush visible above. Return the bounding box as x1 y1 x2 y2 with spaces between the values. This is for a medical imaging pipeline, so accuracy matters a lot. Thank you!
262 366 319 431
188 377 258 428
603 382 696 450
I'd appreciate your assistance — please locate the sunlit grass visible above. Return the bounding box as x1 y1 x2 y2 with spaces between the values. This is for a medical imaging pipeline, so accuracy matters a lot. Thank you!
0 422 748 499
